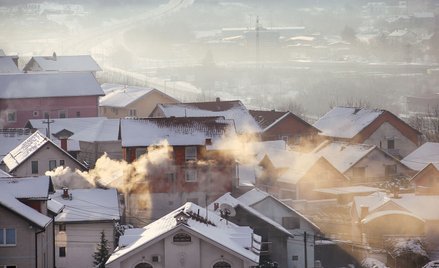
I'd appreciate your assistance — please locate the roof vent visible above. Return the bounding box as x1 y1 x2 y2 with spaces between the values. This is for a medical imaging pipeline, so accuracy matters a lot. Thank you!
52 52 57 61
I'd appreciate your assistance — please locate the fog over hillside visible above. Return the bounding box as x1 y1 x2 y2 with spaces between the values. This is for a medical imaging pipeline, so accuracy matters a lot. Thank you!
1 0 439 116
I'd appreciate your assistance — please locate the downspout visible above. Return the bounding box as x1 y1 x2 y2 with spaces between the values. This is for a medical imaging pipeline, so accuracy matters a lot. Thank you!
35 228 45 268
52 216 56 268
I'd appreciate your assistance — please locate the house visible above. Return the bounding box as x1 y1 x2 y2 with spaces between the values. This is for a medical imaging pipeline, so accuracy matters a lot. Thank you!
351 192 439 259
149 98 261 135
209 192 293 268
0 176 58 268
99 83 179 119
313 141 414 185
401 142 439 171
249 109 321 149
27 117 121 167
23 53 102 76
313 106 423 158
237 188 320 268
1 130 87 177
50 188 121 268
255 147 348 200
106 202 260 268
0 72 104 128
410 164 439 195
117 117 238 223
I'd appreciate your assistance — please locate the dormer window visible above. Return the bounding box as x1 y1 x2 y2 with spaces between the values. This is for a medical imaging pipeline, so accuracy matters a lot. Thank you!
173 233 191 243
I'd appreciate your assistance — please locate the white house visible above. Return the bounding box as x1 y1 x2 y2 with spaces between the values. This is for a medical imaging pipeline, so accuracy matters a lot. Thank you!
23 53 102 76
237 188 320 268
99 83 179 119
50 188 121 268
1 130 87 177
106 202 260 268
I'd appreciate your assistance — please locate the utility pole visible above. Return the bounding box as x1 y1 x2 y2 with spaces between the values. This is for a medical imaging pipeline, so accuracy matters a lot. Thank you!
42 116 55 138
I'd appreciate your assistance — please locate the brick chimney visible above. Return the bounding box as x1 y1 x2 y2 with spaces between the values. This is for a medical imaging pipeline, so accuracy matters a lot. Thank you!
62 187 69 199
60 138 67 151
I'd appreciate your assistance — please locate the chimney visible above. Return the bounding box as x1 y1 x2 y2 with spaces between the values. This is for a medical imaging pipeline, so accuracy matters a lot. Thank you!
214 202 219 211
62 187 69 200
205 138 212 146
216 97 220 102
60 138 67 151
360 206 369 220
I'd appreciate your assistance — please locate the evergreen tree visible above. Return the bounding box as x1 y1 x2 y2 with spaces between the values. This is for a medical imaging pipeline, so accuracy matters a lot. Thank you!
93 230 110 268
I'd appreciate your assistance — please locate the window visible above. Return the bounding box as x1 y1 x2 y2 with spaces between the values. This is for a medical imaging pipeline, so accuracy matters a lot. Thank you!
185 146 197 161
76 111 81 117
59 224 66 232
59 160 65 166
0 265 16 268
282 217 300 229
173 233 191 243
281 136 289 144
129 109 137 117
31 161 39 174
59 247 66 257
33 111 39 117
352 167 366 178
7 111 16 122
293 134 301 145
166 173 175 182
185 169 197 182
292 256 299 261
49 160 57 170
385 164 397 177
59 110 66 118
387 138 395 150
213 261 231 268
111 108 118 115
0 228 16 246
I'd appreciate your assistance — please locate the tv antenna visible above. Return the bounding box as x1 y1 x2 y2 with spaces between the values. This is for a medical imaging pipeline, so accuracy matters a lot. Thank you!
219 203 236 220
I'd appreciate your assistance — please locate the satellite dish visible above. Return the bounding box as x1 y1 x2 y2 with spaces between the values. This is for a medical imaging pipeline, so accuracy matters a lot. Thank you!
219 203 236 217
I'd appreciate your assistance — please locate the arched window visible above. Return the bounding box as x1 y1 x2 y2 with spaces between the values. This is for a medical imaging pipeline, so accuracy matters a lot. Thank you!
134 262 153 268
213 261 231 268
173 233 191 243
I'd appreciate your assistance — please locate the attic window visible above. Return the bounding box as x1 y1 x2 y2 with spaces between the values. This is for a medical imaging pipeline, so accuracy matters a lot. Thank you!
213 261 231 268
173 233 191 243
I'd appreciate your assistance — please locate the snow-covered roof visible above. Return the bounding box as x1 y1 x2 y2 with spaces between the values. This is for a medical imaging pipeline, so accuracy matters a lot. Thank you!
423 260 439 268
0 176 52 199
24 55 101 72
2 131 50 171
314 186 381 196
47 199 64 214
50 188 120 222
0 176 53 228
313 107 383 139
2 130 86 172
0 72 104 99
313 141 376 173
249 110 316 133
0 129 33 160
154 101 261 134
100 83 177 108
0 57 20 73
121 117 236 147
209 192 292 236
27 117 119 143
0 188 52 228
361 210 425 224
237 188 320 231
401 142 439 171
0 169 11 177
353 192 439 221
107 202 260 265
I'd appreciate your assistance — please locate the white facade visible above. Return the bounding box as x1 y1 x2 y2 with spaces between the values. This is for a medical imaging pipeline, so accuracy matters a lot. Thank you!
246 196 317 268
364 122 418 158
55 222 115 268
108 227 251 268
